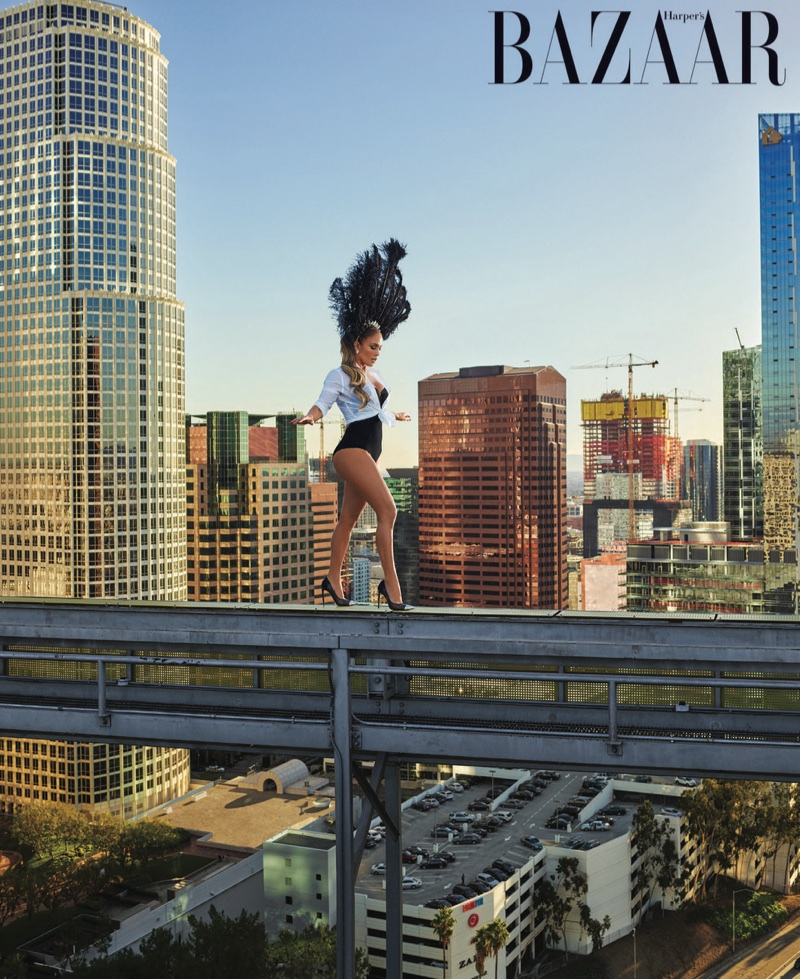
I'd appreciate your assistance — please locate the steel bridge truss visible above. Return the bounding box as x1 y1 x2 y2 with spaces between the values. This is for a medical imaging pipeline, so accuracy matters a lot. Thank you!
0 600 799 977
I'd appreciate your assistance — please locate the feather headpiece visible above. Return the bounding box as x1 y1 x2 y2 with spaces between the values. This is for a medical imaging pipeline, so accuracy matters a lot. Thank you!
329 238 411 345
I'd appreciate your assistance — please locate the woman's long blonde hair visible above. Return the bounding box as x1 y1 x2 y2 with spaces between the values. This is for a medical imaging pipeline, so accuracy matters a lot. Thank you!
340 324 381 410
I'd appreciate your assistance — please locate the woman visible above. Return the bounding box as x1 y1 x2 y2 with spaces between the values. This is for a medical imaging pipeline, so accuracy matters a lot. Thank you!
293 239 413 611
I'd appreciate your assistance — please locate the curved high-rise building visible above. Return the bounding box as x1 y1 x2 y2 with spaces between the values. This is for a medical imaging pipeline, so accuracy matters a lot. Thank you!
0 1 188 815
0 1 185 600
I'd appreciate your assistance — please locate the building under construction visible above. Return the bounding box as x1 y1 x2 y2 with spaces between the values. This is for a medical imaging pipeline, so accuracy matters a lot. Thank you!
582 392 682 503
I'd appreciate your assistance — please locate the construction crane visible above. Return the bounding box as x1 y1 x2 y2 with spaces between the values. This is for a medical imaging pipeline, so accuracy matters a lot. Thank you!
573 353 659 541
670 388 710 439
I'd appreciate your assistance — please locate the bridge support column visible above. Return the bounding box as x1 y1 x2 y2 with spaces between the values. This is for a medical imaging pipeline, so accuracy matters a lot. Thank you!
384 759 403 979
331 646 356 979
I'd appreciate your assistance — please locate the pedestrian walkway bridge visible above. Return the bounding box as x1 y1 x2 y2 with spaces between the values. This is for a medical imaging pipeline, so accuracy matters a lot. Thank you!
1 599 799 977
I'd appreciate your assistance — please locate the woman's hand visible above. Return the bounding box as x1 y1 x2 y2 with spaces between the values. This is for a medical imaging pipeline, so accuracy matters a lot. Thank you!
395 412 412 422
291 414 316 426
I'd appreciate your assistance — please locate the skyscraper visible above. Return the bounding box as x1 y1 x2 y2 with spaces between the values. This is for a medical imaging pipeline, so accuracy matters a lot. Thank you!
186 412 315 603
0 2 187 814
759 114 800 562
722 344 762 539
0 2 185 600
683 439 722 523
418 365 567 609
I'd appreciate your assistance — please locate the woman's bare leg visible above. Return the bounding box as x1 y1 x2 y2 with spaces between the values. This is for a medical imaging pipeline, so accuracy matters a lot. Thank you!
326 478 367 596
332 448 402 602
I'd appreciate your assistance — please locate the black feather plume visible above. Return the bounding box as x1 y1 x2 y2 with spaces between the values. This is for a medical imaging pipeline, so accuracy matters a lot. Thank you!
329 238 411 344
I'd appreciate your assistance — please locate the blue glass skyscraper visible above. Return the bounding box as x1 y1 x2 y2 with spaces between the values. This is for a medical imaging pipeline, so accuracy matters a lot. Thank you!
758 113 800 609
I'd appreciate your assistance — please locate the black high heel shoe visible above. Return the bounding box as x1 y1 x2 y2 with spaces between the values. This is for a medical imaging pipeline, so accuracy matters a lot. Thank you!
320 576 354 607
377 580 414 612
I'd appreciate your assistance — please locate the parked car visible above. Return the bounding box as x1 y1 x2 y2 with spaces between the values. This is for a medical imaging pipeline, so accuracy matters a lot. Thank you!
521 835 543 851
452 884 478 899
661 807 683 817
454 833 482 845
675 776 698 787
402 876 422 889
371 863 386 875
438 850 456 864
431 826 455 838
492 859 516 875
412 800 432 812
406 845 429 856
579 820 610 832
635 775 653 783
602 805 628 816
503 799 525 810
364 837 377 849
476 871 500 887
426 798 440 808
485 864 509 880
421 855 449 869
513 790 535 800
536 770 561 780
468 800 489 811
450 782 464 793
468 879 491 894
450 811 474 823
494 811 513 823
527 777 548 789
546 817 572 829
425 898 455 909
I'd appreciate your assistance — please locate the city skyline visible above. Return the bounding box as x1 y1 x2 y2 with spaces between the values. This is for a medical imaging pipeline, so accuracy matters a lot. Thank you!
126 0 800 468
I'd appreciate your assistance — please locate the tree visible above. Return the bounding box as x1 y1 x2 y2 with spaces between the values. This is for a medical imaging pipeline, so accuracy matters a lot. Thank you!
114 819 183 867
431 906 455 972
484 916 510 978
683 780 771 898
0 870 21 927
471 925 492 977
187 906 267 979
536 857 588 955
631 799 683 916
578 903 611 953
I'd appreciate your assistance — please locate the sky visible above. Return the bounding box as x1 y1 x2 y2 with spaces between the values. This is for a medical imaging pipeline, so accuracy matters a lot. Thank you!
128 0 800 468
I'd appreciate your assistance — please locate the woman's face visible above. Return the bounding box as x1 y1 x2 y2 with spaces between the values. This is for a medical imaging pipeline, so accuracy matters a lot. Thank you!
354 330 383 368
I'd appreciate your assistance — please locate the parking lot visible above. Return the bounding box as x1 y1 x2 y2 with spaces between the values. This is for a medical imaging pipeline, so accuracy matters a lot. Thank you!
355 769 689 906
355 772 557 906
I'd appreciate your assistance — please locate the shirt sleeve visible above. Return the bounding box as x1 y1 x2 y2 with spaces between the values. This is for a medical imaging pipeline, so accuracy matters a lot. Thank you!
312 369 343 418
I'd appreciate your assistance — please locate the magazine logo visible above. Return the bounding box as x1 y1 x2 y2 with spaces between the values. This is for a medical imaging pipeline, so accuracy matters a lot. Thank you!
491 9 786 85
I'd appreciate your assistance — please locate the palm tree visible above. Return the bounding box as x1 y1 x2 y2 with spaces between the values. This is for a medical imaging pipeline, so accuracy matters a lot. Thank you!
485 916 511 978
471 925 492 977
431 906 455 973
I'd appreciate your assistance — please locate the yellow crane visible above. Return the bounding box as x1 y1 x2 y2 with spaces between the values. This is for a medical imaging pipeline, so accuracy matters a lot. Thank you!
573 353 659 541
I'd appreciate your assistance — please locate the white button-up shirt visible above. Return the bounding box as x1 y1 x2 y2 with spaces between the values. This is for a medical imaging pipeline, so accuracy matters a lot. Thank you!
313 366 396 427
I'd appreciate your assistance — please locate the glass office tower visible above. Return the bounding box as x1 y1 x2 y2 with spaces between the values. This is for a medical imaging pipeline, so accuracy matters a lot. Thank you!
0 2 185 600
722 344 762 540
0 2 188 815
759 115 800 567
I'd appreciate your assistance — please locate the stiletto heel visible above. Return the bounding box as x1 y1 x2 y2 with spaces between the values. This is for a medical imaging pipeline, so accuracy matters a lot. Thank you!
377 579 414 612
320 576 354 607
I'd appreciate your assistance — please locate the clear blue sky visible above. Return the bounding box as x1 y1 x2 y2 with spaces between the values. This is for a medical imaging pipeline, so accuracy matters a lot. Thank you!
130 0 800 468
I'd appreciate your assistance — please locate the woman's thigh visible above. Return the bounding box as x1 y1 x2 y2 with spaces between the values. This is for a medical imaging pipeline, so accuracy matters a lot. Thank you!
333 448 395 517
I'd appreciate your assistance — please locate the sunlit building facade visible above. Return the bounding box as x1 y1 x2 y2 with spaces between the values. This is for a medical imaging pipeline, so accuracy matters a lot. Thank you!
0 1 185 600
418 365 567 609
186 412 315 603
722 344 762 540
0 2 186 812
